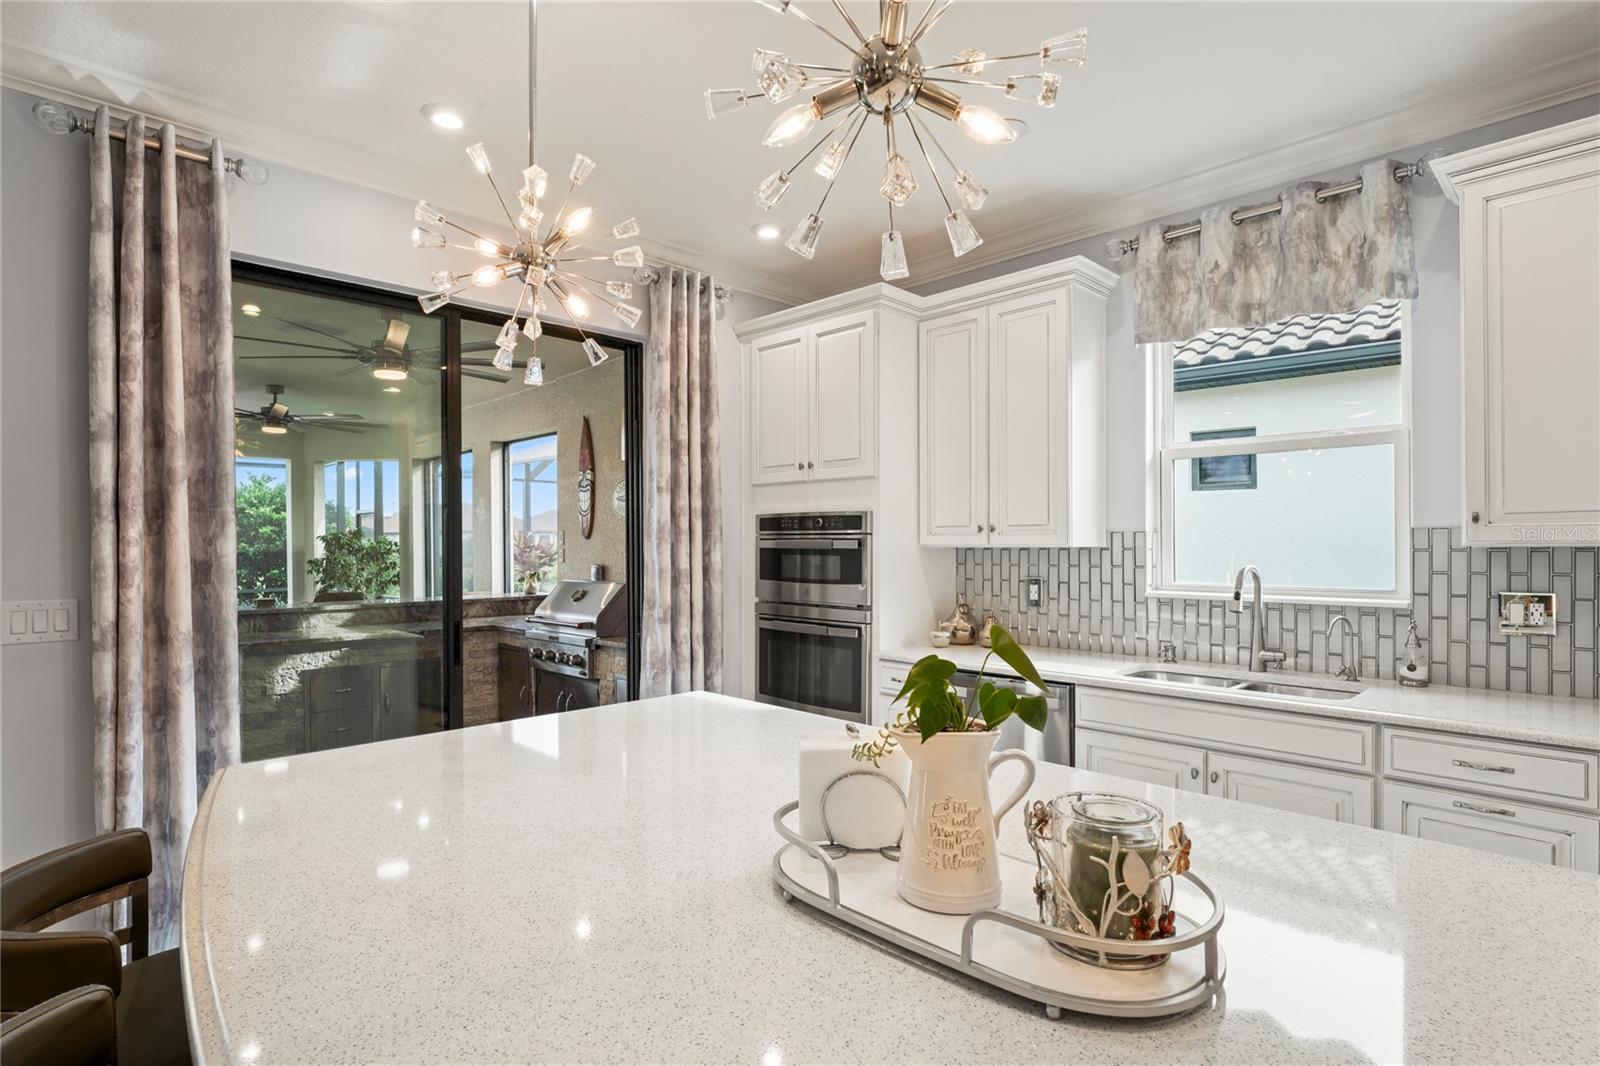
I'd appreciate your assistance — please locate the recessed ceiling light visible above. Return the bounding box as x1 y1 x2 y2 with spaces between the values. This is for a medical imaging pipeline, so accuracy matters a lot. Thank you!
260 424 287 436
373 366 409 382
420 103 465 131
382 385 402 393
750 222 783 241
240 303 261 317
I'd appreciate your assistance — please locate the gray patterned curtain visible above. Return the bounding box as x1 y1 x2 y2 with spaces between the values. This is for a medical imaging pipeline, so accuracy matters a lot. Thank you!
1134 158 1418 343
87 109 238 949
641 268 723 696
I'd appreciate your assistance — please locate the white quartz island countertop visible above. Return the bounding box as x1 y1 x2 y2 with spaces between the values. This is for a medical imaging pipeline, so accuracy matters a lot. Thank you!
880 644 1600 751
182 693 1600 1064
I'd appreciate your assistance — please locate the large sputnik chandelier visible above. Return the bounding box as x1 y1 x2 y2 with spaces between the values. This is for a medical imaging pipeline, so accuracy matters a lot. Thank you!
409 0 644 386
706 0 1086 280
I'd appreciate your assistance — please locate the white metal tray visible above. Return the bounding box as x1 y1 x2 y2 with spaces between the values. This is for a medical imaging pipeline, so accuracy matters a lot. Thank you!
773 801 1226 1019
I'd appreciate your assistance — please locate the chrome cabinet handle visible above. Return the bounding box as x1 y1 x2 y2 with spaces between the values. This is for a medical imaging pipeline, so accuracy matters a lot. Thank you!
1189 767 1199 780
807 460 814 469
976 525 983 532
1209 771 1219 784
988 524 996 533
1452 759 1515 774
797 462 804 471
382 693 390 716
335 687 354 694
1453 799 1516 818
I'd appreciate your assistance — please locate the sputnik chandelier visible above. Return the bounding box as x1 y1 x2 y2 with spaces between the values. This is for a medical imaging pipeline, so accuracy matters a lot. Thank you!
409 0 643 386
706 0 1087 280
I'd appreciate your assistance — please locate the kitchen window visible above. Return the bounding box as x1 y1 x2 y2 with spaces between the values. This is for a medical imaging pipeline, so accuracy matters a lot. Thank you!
1146 300 1411 605
320 459 400 543
236 457 290 605
423 452 474 597
505 433 558 594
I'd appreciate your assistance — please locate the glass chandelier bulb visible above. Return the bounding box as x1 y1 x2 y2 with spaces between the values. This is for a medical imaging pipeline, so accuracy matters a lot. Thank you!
412 227 446 249
814 140 848 181
428 269 454 292
611 245 644 268
523 315 542 341
606 281 633 300
492 343 516 373
754 170 792 210
762 102 818 148
561 291 591 320
954 170 989 211
418 291 452 313
614 303 643 329
704 89 752 119
753 50 807 103
414 199 446 225
944 209 983 257
880 230 909 281
879 153 918 207
1041 28 1088 67
785 213 823 259
583 339 610 367
569 153 596 186
561 206 593 237
611 217 640 239
466 142 491 174
524 355 545 386
474 237 505 257
955 104 1018 145
470 264 505 287
952 49 987 75
1036 72 1061 108
522 164 547 199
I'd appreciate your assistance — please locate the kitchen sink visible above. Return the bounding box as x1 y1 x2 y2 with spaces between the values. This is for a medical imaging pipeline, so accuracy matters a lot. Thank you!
1124 669 1238 688
1123 668 1362 701
1233 680 1360 700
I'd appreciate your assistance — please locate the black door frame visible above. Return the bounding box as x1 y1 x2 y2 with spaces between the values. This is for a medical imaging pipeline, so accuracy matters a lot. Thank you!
231 258 645 728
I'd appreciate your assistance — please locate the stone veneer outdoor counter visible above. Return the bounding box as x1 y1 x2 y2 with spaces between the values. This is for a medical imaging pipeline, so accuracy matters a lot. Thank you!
183 693 1598 1064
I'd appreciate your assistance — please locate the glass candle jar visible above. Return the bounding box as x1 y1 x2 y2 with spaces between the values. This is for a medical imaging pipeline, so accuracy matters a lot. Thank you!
1050 792 1165 968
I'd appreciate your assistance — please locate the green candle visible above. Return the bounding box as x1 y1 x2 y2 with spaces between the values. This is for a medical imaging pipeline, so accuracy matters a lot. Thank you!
1049 793 1163 966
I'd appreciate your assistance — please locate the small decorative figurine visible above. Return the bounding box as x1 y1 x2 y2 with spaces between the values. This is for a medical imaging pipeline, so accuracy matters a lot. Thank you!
938 593 978 645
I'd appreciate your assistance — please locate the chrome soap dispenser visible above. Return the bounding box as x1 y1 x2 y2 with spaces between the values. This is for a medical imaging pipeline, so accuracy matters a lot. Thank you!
1399 620 1429 688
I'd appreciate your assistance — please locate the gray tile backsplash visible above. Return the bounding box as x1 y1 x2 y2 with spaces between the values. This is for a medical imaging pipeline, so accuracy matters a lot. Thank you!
955 529 1600 700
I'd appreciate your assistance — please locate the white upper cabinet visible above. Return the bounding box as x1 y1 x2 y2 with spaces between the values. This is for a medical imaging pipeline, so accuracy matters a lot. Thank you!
747 311 877 485
1434 117 1600 544
919 309 988 543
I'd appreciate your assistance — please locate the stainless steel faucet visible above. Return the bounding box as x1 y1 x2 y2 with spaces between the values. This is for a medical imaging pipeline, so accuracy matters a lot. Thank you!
1326 615 1363 681
1232 565 1285 672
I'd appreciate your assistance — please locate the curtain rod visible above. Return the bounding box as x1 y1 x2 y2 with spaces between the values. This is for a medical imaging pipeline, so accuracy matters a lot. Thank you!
31 99 269 185
1104 151 1440 260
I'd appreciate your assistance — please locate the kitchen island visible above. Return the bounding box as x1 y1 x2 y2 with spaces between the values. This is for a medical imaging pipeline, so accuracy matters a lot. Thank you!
182 693 1599 1064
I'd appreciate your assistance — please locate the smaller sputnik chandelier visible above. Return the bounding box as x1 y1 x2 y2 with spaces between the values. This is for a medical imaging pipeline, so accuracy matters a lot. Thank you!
409 0 643 386
706 0 1087 280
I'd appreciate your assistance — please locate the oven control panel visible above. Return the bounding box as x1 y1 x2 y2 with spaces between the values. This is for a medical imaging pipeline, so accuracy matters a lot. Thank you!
758 512 871 534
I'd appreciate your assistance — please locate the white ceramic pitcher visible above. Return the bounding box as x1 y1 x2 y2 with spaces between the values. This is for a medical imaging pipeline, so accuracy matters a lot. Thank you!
892 728 1036 914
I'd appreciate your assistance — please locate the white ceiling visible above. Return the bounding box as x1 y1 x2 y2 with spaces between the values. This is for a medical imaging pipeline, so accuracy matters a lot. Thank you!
4 2 1597 301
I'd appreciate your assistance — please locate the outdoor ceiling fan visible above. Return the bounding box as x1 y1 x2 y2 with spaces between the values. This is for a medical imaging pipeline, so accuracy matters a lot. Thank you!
234 384 373 436
236 313 512 383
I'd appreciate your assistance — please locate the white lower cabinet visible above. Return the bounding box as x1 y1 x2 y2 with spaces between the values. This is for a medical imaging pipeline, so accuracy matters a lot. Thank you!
1076 728 1205 792
1206 751 1374 826
1382 781 1599 874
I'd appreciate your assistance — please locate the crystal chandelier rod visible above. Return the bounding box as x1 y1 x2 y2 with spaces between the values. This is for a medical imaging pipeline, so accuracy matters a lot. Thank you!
830 0 869 45
482 170 522 232
921 51 1039 71
810 110 870 215
795 63 851 73
527 0 539 169
904 111 954 213
909 0 954 45
557 272 637 323
766 1 860 54
914 109 964 175
781 108 861 178
546 278 605 349
905 0 942 43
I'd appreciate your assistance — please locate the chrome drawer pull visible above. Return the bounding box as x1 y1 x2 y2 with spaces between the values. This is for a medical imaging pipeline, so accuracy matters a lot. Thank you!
1453 799 1516 818
1452 759 1515 774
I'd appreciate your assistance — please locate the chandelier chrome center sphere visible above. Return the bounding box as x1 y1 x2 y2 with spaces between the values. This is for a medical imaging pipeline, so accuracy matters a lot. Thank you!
706 0 1087 281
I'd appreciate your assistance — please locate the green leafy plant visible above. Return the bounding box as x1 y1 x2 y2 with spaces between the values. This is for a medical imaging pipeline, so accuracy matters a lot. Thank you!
305 529 400 602
236 472 288 605
853 623 1050 765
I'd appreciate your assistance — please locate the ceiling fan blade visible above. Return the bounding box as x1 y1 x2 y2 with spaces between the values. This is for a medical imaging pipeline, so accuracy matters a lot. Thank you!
237 336 359 355
383 319 411 354
461 340 502 353
303 421 367 433
264 311 364 350
296 413 366 422
234 409 262 420
462 367 512 382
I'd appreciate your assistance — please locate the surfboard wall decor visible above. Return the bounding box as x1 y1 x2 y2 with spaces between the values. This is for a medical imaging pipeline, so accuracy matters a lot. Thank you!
577 415 595 539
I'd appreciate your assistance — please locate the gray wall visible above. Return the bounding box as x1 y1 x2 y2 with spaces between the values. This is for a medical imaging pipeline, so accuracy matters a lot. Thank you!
1 88 95 865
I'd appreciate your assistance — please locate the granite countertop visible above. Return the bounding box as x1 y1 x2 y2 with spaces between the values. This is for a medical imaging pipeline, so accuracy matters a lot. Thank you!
880 644 1600 751
183 693 1597 1064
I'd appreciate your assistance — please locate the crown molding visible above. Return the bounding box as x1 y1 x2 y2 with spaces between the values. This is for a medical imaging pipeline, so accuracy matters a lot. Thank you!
836 47 1600 293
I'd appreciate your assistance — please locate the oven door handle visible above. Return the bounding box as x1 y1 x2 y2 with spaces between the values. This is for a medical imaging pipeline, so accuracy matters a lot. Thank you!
757 617 865 639
758 537 862 551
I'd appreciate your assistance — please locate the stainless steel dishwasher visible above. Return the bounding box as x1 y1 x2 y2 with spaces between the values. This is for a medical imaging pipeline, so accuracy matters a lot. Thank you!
948 670 1072 766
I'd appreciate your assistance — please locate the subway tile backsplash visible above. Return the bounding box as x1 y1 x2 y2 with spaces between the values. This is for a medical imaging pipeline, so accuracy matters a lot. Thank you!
955 529 1600 700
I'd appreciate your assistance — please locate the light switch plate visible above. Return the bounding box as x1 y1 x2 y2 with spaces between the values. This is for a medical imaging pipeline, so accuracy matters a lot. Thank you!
2 599 80 645
1024 578 1044 608
1497 592 1557 635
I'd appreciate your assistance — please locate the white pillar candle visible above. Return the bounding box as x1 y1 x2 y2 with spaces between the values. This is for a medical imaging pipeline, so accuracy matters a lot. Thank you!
798 730 910 849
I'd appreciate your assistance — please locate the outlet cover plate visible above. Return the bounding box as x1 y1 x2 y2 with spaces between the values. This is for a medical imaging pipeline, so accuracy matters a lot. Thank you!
3 599 79 645
1497 592 1556 635
1024 578 1044 608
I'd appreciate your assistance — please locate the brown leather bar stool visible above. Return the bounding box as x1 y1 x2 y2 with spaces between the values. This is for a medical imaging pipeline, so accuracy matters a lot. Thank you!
1 985 117 1066
0 828 191 1065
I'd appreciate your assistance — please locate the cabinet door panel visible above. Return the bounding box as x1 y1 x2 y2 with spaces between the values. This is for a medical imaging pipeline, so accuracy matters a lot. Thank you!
988 291 1066 543
750 329 809 484
1075 728 1204 792
920 311 987 545
1206 751 1373 826
1383 781 1599 873
810 312 877 480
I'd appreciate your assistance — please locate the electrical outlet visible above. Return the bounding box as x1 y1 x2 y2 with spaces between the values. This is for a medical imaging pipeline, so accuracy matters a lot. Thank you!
1024 578 1044 608
1497 592 1557 635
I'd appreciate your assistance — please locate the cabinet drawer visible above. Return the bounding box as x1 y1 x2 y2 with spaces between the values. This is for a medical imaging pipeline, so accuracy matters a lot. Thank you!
1383 729 1599 812
305 666 374 713
1075 728 1205 792
879 660 913 696
1207 751 1374 826
1076 687 1376 772
308 705 375 751
1382 780 1600 873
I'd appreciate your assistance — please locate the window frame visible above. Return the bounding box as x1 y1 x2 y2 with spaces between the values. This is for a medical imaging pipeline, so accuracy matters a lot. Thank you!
502 432 559 595
1144 302 1413 608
